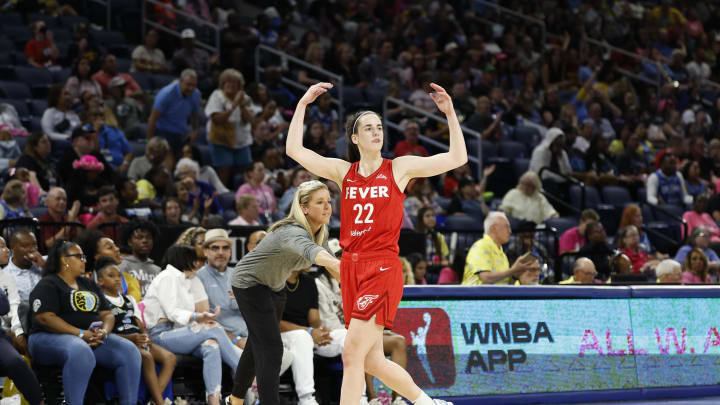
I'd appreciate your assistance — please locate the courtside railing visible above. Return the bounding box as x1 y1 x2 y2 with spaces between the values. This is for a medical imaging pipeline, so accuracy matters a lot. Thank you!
382 97 483 179
254 44 345 122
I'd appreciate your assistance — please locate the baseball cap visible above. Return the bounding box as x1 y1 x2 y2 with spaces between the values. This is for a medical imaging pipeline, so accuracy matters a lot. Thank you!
71 124 94 140
181 28 195 39
203 228 231 247
109 76 127 89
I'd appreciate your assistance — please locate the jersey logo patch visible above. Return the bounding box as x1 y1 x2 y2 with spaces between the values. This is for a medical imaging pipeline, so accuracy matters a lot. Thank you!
356 294 379 311
32 299 41 313
71 291 98 312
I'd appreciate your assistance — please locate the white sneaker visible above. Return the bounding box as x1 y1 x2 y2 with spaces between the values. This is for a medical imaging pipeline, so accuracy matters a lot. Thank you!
432 399 453 405
358 396 370 405
391 398 408 405
368 399 382 405
298 396 320 405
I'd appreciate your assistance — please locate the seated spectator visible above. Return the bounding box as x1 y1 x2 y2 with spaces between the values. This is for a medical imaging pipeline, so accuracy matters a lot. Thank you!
131 29 166 73
447 177 489 217
278 167 313 215
394 119 428 157
180 144 229 193
39 187 81 251
559 257 598 284
172 181 203 224
415 206 451 267
655 259 683 284
66 22 101 71
171 29 211 78
236 161 276 220
443 164 472 197
87 185 129 241
16 132 55 192
465 96 503 141
0 286 44 405
280 268 347 405
66 154 114 211
28 239 141 405
462 212 535 285
6 167 44 208
682 247 712 284
174 227 207 263
5 230 44 305
75 228 140 302
529 127 575 201
137 166 172 209
42 85 82 142
584 134 619 186
143 244 239 403
617 205 662 256
92 54 143 98
297 42 327 86
0 180 31 220
147 69 201 166
514 254 541 285
682 160 707 199
205 68 254 187
117 177 149 218
506 220 554 283
559 209 600 254
176 160 222 215
127 137 169 181
647 153 692 207
57 125 114 188
404 178 442 218
106 77 145 140
617 225 659 274
682 194 720 242
90 109 132 173
66 57 102 106
609 251 634 278
577 221 613 280
229 194 261 226
407 252 428 285
674 227 720 272
197 228 291 404
156 197 191 226
117 220 161 296
25 21 58 68
309 92 339 136
0 235 23 341
615 132 652 190
303 120 330 156
95 257 175 405
500 171 558 224
0 126 22 173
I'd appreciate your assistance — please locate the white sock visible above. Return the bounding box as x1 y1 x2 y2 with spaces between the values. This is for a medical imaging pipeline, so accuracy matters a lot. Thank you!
412 392 432 405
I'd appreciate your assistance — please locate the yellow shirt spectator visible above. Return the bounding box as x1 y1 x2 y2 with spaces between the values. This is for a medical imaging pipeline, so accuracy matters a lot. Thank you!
462 234 510 285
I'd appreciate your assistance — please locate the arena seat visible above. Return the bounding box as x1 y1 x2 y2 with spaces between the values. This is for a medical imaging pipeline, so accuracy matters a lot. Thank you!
89 29 127 47
29 99 48 116
543 216 577 238
0 81 32 100
499 140 528 159
14 67 53 98
512 158 530 180
511 125 541 149
217 191 236 211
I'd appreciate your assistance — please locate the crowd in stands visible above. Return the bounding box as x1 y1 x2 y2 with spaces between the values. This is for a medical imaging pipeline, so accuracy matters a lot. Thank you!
2 0 720 403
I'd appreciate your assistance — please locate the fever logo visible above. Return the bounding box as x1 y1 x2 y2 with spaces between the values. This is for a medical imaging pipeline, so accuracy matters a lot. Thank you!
356 294 379 311
393 308 456 388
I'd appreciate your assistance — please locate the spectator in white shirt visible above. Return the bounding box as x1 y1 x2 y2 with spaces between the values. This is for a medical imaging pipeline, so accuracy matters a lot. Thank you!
42 84 81 142
131 29 166 73
229 194 261 226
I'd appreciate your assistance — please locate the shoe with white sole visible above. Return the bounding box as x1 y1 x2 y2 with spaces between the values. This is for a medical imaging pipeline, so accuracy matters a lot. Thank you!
368 399 382 405
391 398 408 405
431 399 453 405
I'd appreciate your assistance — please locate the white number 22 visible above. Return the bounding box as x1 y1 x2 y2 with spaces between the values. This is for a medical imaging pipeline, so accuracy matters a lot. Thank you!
353 203 374 224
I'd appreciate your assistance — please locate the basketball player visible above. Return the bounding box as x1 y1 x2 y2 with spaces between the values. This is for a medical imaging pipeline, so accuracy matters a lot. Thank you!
287 82 465 405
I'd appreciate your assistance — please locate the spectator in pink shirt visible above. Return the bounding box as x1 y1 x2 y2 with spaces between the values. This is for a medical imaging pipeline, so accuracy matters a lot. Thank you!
682 193 720 242
558 209 599 254
682 247 712 284
235 161 276 219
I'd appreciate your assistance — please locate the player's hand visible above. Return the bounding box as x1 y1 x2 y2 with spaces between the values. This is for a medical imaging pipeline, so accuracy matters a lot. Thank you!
428 83 455 115
299 83 333 106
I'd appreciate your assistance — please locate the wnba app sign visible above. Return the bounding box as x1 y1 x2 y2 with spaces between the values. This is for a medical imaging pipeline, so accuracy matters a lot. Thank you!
394 308 455 387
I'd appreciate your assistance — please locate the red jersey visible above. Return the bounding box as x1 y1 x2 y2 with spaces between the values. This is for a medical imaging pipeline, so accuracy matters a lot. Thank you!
340 159 405 254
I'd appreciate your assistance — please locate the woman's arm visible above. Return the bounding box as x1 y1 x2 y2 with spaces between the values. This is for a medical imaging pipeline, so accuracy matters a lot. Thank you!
393 83 468 191
314 250 341 281
285 83 350 185
34 312 94 344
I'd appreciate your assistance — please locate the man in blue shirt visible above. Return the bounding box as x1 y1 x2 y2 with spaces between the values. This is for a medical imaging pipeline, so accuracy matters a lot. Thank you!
147 68 201 167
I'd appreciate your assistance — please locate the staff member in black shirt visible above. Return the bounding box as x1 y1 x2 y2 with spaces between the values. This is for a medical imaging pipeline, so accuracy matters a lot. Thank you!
27 239 141 405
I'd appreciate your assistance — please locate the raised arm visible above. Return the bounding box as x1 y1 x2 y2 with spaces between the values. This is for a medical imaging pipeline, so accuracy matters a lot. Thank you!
393 83 468 191
286 83 350 186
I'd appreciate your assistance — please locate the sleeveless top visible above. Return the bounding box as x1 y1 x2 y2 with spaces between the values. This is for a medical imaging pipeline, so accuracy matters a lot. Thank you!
339 159 405 254
109 295 141 335
654 169 684 206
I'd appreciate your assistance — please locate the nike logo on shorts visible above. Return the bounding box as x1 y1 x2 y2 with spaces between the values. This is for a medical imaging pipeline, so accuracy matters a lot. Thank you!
379 266 391 271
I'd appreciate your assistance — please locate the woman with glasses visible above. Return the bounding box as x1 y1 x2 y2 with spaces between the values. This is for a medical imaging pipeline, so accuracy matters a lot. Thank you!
143 244 240 405
27 239 142 405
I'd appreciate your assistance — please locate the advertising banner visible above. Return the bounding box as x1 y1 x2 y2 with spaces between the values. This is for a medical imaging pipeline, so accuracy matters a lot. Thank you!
391 297 720 397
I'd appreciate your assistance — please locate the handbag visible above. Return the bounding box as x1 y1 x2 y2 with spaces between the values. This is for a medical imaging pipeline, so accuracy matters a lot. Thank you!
209 119 236 148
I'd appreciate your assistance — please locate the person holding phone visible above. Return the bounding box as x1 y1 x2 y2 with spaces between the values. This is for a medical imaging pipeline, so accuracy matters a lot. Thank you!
27 239 142 405
143 244 240 405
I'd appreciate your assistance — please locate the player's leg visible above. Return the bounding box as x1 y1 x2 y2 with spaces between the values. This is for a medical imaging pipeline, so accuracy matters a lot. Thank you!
364 326 421 401
339 317 383 405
